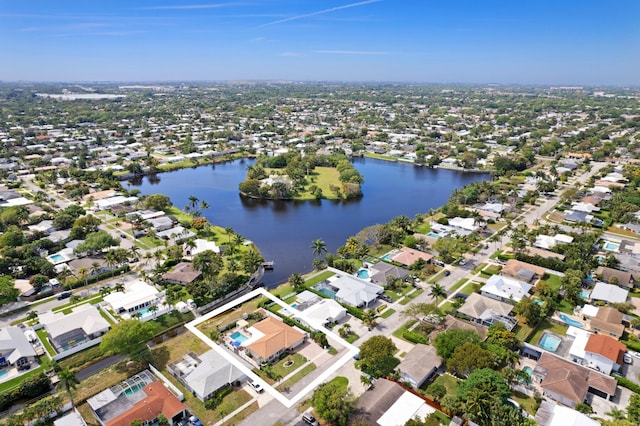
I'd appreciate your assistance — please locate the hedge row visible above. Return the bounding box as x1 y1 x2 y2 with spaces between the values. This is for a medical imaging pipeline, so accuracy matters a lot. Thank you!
402 330 428 344
622 340 640 352
0 373 51 412
615 376 640 394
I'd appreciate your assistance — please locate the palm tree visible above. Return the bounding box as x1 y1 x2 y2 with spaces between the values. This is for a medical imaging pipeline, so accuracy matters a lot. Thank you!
429 283 447 303
77 267 88 287
114 282 125 293
56 368 79 408
148 305 159 319
26 310 39 323
225 227 234 244
199 200 210 215
289 272 305 291
90 261 101 278
311 238 327 259
339 323 352 338
99 286 112 297
362 309 377 330
605 407 626 421
129 245 140 262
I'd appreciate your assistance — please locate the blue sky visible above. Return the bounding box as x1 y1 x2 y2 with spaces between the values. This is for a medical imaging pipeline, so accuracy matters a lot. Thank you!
1 0 638 85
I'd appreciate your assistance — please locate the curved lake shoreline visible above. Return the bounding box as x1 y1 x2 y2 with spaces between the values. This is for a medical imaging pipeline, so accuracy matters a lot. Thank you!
130 157 489 287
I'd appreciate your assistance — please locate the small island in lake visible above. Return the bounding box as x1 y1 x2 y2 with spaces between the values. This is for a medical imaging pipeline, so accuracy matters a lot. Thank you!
239 152 364 200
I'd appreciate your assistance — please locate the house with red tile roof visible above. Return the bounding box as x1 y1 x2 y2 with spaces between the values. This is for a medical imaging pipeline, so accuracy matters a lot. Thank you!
245 316 306 365
104 382 188 426
583 334 625 375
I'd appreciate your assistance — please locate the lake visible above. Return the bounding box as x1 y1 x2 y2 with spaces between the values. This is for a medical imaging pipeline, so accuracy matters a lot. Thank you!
130 158 489 287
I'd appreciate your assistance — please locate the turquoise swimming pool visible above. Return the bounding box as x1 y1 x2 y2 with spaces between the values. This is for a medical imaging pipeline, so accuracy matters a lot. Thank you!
559 314 583 328
381 254 392 261
427 232 440 238
603 241 620 251
539 333 561 352
357 269 370 279
230 331 249 346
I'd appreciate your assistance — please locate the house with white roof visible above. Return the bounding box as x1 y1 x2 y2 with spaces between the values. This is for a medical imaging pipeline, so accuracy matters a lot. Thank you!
0 326 38 370
448 217 480 234
103 280 164 318
481 275 533 303
317 269 384 308
534 400 599 426
40 304 110 354
183 238 220 259
297 298 347 329
168 350 246 401
589 282 628 304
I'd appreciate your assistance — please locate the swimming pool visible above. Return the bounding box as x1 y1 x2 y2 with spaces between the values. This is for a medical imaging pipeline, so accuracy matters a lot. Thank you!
0 370 7 379
520 366 533 383
427 232 440 239
580 289 590 299
230 331 249 345
319 288 336 299
603 241 620 251
291 303 298 309
381 254 392 261
357 269 370 279
559 314 583 328
539 333 562 352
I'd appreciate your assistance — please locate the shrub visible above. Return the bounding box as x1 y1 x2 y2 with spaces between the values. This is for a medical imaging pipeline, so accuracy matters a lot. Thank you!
402 330 428 344
0 373 51 412
616 376 640 394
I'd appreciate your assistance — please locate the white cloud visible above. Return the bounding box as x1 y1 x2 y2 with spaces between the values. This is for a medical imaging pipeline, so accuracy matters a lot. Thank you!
313 50 388 55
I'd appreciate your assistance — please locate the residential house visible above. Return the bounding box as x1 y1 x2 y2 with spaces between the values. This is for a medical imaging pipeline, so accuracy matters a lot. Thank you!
457 293 517 330
156 225 195 242
99 381 188 426
397 344 442 388
532 352 617 408
429 315 487 343
386 247 433 267
589 307 625 339
162 262 202 284
244 316 306 365
40 304 110 353
298 298 347 329
583 334 625 375
595 266 635 288
563 210 593 224
103 280 163 317
318 271 384 308
448 217 480 234
368 261 410 286
183 238 220 258
0 326 38 370
54 410 88 426
355 378 436 426
534 400 599 426
480 275 533 303
28 220 55 234
168 351 245 401
92 195 138 211
589 282 628 304
68 258 112 277
500 259 547 283
147 216 174 232
526 247 566 261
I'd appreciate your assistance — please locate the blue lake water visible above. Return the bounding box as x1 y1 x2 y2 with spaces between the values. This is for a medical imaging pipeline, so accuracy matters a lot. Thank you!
130 158 488 287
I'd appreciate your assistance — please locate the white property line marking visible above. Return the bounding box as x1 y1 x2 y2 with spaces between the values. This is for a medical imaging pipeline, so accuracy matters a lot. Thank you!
185 288 359 408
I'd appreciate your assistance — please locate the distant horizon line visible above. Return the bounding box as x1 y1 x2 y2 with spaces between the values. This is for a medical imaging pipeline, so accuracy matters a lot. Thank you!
0 79 638 88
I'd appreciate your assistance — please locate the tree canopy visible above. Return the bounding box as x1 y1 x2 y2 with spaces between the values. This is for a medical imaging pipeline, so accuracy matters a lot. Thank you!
99 320 155 359
358 335 399 378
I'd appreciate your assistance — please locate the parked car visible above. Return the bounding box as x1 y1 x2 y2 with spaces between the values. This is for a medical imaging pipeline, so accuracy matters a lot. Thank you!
249 380 264 393
443 270 451 276
56 291 72 300
302 413 319 425
188 415 203 426
379 294 393 303
459 259 467 266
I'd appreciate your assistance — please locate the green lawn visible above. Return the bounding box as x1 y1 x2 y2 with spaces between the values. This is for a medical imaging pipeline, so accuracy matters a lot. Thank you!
330 376 349 388
276 364 317 392
379 308 396 318
527 319 568 344
295 167 345 200
271 353 308 379
424 373 460 396
36 329 56 356
304 270 336 287
540 274 562 291
449 278 468 293
399 288 424 305
0 366 44 393
511 391 539 415
392 319 417 340
344 333 359 343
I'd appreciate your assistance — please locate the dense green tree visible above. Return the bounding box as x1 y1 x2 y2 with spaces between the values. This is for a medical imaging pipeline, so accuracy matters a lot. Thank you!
514 296 542 325
142 194 172 211
358 336 399 378
447 342 494 377
311 381 356 426
100 320 155 360
0 275 19 305
433 329 482 359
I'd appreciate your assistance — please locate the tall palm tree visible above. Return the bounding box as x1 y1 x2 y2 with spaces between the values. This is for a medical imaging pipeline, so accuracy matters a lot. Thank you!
224 227 234 244
99 286 112 297
429 283 446 302
114 282 125 293
199 200 210 215
56 368 79 408
311 238 327 259
77 267 88 287
289 273 305 291
148 305 159 319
